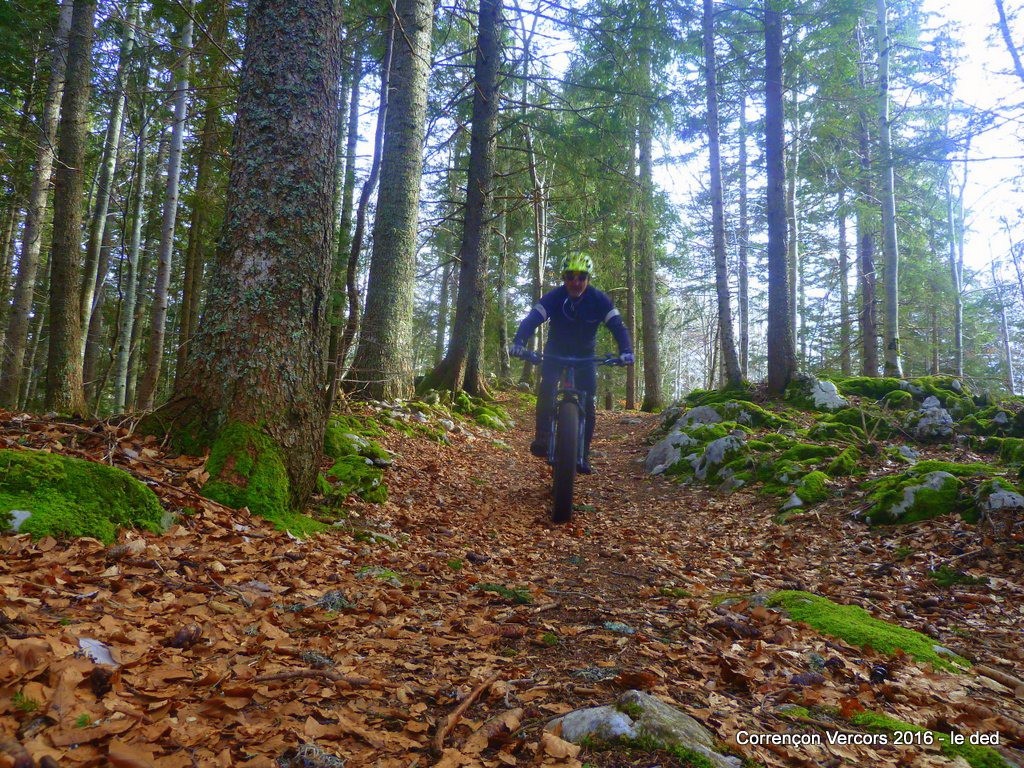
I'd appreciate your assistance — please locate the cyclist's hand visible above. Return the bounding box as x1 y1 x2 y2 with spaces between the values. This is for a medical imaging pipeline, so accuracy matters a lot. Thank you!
509 342 527 359
619 352 635 366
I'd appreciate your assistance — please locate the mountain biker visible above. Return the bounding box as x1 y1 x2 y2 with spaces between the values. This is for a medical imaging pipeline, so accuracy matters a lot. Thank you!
509 254 634 474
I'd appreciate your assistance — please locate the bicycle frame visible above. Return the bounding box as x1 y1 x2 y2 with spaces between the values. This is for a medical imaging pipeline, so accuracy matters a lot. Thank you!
521 351 622 466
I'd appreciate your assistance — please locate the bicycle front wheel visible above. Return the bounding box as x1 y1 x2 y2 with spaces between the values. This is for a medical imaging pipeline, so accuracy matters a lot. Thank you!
551 400 579 523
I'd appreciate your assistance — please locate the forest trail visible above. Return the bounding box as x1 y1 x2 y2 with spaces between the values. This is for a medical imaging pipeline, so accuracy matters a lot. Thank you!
2 398 1024 768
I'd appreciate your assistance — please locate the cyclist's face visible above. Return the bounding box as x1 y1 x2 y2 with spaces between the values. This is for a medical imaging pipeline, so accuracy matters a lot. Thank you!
563 271 589 298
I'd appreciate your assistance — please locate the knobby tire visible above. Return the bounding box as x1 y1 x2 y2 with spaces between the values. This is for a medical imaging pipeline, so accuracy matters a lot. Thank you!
552 400 578 523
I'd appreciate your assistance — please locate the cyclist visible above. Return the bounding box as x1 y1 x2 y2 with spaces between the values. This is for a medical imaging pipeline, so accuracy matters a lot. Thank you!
509 254 634 474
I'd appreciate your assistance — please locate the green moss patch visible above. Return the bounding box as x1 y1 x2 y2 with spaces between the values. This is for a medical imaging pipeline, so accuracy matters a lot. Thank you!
0 448 166 545
833 376 905 399
826 446 861 477
201 423 324 537
865 470 962 525
324 456 387 504
324 416 391 462
795 471 830 503
880 389 914 410
768 590 969 671
850 711 1007 768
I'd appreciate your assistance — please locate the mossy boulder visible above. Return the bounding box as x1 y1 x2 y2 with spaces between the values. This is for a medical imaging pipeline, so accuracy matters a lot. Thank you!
778 443 839 464
795 470 830 503
880 389 914 410
201 423 324 536
688 434 748 485
785 374 849 412
806 420 868 443
864 470 962 525
820 407 895 439
826 446 861 477
768 590 969 671
0 448 166 545
323 456 388 504
834 376 905 399
323 417 391 463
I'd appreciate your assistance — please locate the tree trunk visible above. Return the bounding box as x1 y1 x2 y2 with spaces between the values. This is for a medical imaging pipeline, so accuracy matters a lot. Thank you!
946 173 964 377
786 85 800 362
737 95 750 379
876 0 903 377
992 262 1015 394
637 43 662 412
422 0 503 396
337 22 394 383
703 0 742 389
856 22 879 376
176 1 230 388
764 2 795 395
838 190 851 375
0 0 73 408
161 0 342 512
80 0 138 340
520 126 546 387
326 49 362 410
113 101 149 411
136 8 193 410
344 0 433 401
494 174 511 381
45 0 96 416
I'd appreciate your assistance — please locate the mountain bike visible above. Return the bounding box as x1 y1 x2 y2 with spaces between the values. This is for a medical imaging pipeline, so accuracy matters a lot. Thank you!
513 350 626 523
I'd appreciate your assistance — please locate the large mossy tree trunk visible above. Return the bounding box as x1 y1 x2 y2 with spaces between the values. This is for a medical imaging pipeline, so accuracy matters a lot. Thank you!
344 0 434 401
157 0 342 517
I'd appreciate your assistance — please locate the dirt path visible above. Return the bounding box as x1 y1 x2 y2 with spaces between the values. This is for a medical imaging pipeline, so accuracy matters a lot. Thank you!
2 399 1024 768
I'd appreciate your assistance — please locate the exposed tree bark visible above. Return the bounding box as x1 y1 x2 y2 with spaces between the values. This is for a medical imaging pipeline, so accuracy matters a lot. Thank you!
493 171 511 381
856 22 879 376
80 0 139 340
162 0 343 508
624 138 637 410
992 262 1015 394
637 38 662 412
326 48 363 411
0 0 73 408
521 125 546 387
434 258 453 365
876 0 903 377
337 21 394 382
176 0 230 388
737 95 750 379
947 171 964 378
702 0 742 389
838 190 851 375
137 8 193 410
113 102 149 411
344 0 433 400
422 0 503 396
45 0 97 416
764 2 795 395
786 83 800 362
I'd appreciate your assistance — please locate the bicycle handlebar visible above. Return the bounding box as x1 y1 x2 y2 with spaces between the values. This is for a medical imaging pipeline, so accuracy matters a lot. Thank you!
511 349 627 367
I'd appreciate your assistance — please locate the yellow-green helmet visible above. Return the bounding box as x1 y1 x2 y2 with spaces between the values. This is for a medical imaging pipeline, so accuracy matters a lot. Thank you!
560 253 594 277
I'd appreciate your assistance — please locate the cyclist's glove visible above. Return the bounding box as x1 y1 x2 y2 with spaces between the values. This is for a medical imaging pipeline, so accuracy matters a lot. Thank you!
509 342 527 359
619 352 635 366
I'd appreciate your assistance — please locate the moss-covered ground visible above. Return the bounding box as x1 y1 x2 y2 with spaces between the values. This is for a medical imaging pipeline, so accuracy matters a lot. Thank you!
768 590 970 671
0 448 166 544
650 374 1024 527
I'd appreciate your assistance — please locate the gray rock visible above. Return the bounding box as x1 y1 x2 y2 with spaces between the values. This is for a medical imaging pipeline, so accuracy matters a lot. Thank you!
680 405 723 428
906 403 954 440
691 434 746 482
976 486 1024 514
898 445 920 463
994 411 1011 426
549 691 740 768
887 471 957 520
808 378 848 411
645 430 699 474
782 493 804 511
922 395 941 409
